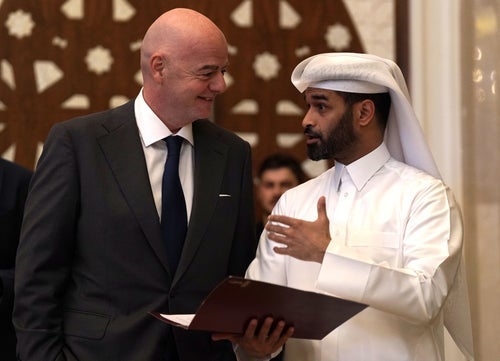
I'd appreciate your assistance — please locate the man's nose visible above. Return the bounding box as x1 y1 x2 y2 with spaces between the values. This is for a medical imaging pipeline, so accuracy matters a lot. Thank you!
302 108 315 129
209 72 227 93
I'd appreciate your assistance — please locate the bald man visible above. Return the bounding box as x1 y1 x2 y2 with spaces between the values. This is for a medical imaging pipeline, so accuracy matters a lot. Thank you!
14 8 256 361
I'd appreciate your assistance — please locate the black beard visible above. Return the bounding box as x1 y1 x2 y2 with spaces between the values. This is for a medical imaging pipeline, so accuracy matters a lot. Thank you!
305 106 357 161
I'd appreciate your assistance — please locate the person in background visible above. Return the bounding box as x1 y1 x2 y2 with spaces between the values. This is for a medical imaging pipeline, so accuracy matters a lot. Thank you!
214 52 474 361
0 158 32 361
254 153 307 238
14 8 256 361
254 153 306 361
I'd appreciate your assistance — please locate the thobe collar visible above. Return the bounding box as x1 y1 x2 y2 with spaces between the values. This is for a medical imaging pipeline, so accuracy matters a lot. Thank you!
333 142 391 192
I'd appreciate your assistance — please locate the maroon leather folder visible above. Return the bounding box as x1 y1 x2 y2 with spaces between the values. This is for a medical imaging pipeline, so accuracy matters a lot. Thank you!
151 276 367 340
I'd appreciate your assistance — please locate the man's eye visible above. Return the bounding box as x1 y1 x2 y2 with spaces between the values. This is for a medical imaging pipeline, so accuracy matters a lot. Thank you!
200 69 225 78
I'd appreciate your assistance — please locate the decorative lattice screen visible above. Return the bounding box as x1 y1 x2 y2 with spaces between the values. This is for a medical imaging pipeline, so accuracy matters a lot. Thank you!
0 0 388 174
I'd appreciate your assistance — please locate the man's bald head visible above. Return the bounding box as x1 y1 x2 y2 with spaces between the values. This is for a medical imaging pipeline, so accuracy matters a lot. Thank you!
140 8 227 76
138 8 229 131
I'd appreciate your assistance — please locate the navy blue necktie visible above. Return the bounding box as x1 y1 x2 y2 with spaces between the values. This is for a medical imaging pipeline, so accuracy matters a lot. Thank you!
161 136 187 275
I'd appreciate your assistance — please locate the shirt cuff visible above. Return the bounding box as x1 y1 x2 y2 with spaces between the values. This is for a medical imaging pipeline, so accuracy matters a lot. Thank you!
316 243 370 303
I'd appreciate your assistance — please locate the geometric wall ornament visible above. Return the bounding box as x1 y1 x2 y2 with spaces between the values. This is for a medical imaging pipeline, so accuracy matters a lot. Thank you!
231 0 252 28
60 0 84 20
109 95 130 108
325 23 352 51
33 60 63 93
129 40 142 52
231 0 304 30
231 99 259 114
235 132 259 148
61 94 90 109
276 100 304 116
52 36 69 49
113 0 136 22
134 70 143 86
35 141 43 167
276 133 303 148
84 46 114 75
1 142 15 161
0 0 166 168
294 46 311 58
228 44 238 56
1 59 15 89
253 51 281 81
223 72 234 88
5 9 34 38
279 0 301 29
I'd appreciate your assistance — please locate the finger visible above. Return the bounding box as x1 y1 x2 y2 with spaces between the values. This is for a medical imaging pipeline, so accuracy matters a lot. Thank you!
243 319 259 338
266 229 289 243
265 222 290 236
273 246 290 255
316 196 328 221
267 320 286 344
266 222 289 233
257 317 275 342
276 326 295 347
267 214 296 226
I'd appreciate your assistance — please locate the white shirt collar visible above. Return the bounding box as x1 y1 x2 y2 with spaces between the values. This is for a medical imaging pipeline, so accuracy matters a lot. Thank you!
334 143 391 192
134 89 194 147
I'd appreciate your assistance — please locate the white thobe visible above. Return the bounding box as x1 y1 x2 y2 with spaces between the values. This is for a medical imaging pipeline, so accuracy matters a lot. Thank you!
241 143 464 361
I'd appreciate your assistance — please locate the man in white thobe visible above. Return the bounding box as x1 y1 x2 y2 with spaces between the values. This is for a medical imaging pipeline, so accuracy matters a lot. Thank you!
213 53 474 361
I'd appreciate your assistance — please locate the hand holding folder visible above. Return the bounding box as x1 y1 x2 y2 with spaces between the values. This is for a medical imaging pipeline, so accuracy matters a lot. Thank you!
151 276 367 340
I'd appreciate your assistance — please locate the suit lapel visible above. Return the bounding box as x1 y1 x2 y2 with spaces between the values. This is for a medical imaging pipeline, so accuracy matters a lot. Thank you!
97 102 171 276
173 120 228 284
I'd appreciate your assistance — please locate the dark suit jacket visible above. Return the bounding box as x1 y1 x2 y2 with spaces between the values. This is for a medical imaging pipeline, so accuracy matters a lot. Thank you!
0 158 32 361
14 101 257 361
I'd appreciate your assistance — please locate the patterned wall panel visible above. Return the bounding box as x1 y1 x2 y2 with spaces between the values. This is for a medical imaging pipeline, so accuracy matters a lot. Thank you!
0 0 395 175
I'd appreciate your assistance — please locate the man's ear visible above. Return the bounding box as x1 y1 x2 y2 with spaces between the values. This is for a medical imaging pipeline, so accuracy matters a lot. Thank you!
356 99 376 126
150 54 166 81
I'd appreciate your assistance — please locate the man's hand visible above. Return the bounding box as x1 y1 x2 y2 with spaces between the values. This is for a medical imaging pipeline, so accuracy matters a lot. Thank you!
266 196 331 263
212 317 294 358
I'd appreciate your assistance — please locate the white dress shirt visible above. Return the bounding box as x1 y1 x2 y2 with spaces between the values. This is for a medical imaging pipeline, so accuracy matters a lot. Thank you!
134 90 194 221
243 143 464 361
